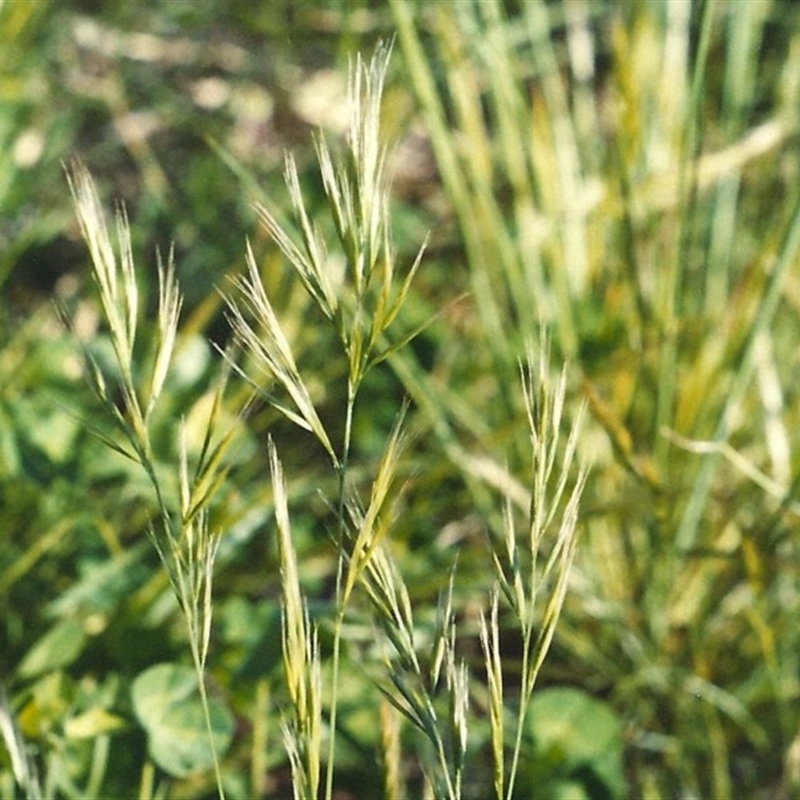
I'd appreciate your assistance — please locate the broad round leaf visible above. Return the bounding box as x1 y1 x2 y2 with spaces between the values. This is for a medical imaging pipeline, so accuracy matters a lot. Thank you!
529 686 625 797
131 662 234 778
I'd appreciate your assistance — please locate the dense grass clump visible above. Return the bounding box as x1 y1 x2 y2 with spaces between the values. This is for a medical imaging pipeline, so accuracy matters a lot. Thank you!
2 2 800 798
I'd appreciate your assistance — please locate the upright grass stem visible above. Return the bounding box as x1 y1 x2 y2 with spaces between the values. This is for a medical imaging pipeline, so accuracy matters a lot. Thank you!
226 42 427 800
478 337 587 800
325 377 355 800
67 163 232 800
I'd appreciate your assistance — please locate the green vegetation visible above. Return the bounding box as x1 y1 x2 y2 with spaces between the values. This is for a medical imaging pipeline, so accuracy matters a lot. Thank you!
2 1 800 798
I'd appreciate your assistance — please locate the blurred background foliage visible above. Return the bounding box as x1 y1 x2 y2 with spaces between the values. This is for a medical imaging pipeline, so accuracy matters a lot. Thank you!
2 0 800 797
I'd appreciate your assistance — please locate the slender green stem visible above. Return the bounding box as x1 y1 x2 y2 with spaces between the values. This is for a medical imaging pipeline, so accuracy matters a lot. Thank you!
504 626 533 800
434 733 457 800
195 668 226 800
325 377 357 800
325 607 345 800
179 534 225 800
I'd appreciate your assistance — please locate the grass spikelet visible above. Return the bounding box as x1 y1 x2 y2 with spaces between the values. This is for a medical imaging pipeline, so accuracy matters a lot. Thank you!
479 590 504 800
379 696 404 800
226 242 337 464
269 438 322 800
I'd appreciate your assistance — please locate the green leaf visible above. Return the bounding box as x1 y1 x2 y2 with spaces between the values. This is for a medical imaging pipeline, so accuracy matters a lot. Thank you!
18 618 87 679
48 542 149 617
19 402 81 465
529 686 625 798
131 663 234 778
